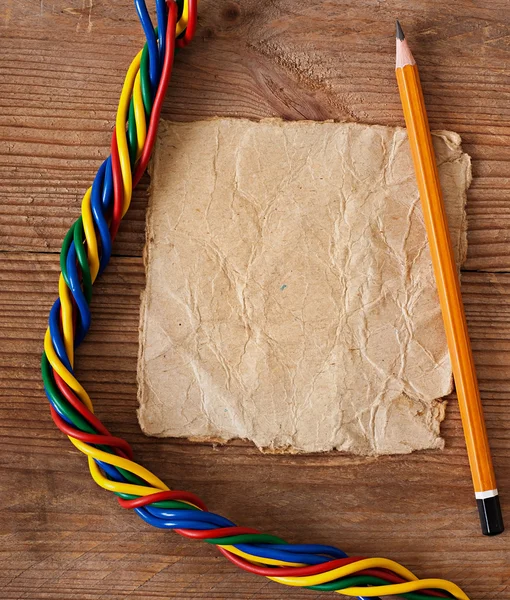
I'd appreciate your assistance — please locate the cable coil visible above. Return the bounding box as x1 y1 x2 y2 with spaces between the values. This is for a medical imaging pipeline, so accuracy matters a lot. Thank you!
41 2 471 599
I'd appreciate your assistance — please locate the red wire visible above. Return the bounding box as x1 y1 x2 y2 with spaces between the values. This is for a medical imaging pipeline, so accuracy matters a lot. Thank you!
219 550 366 577
50 406 133 459
175 526 263 539
53 0 179 489
217 548 448 597
117 490 446 594
118 490 208 511
110 129 123 240
110 1 177 238
133 0 177 187
176 0 197 48
53 8 450 599
119 491 442 594
53 371 115 438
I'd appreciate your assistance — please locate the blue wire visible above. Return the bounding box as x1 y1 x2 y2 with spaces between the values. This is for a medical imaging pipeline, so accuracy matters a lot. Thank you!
48 299 73 373
155 0 167 63
145 506 234 528
102 156 114 213
256 544 372 600
44 6 374 599
130 515 370 600
260 543 348 559
91 160 112 276
65 243 91 345
235 544 331 566
134 507 224 530
44 388 75 425
132 506 368 600
134 0 160 92
96 459 128 482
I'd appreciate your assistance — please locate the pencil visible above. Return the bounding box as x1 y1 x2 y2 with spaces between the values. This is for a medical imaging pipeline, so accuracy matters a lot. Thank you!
395 20 504 536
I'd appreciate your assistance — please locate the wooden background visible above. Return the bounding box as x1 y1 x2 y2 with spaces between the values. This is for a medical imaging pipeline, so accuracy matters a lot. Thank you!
2 1 510 598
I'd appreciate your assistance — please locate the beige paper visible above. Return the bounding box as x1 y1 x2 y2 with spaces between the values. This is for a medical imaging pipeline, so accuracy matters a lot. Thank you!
138 118 470 455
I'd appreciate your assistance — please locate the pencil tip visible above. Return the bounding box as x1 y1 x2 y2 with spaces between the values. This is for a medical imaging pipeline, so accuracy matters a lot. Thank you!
396 19 405 41
395 20 415 67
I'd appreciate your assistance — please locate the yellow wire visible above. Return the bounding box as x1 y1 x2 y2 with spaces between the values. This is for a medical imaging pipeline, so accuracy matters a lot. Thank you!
87 457 164 495
58 273 74 367
219 547 469 600
176 0 188 37
115 3 191 217
47 9 470 600
133 72 146 159
219 545 305 567
85 460 199 508
220 548 469 600
116 50 142 217
69 437 169 491
44 329 94 413
335 579 470 600
80 186 100 283
268 558 417 587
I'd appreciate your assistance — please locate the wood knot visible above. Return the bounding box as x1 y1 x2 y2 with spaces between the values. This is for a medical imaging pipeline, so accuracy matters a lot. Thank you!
223 2 241 23
202 26 216 40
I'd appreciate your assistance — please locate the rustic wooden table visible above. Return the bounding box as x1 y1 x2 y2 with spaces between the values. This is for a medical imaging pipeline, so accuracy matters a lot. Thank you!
2 1 510 598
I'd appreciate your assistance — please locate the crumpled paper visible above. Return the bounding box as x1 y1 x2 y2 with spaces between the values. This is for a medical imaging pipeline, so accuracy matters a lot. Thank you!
137 118 470 455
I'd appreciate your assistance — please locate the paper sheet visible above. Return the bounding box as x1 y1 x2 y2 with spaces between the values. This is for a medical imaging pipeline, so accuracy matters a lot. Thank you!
137 118 470 455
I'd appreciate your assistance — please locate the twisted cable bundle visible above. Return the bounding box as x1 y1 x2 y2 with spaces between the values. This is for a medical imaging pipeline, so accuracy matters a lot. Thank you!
41 2 470 599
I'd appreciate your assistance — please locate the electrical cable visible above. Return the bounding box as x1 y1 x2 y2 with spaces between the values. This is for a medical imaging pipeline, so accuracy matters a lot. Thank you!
41 2 472 599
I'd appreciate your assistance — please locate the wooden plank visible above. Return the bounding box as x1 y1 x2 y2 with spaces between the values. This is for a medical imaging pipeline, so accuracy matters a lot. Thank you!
1 253 509 599
3 1 510 598
2 1 510 268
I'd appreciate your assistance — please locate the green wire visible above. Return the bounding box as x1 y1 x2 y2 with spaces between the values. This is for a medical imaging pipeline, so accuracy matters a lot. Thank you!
60 221 75 287
42 353 95 432
203 533 286 546
308 574 387 591
116 493 290 547
46 334 290 542
54 30 414 596
127 36 157 167
61 39 151 297
60 34 153 296
47 31 158 491
73 217 92 304
46 15 460 599
115 493 200 510
112 497 287 547
42 354 144 485
114 466 145 485
61 217 92 305
127 98 138 166
113 496 288 546
307 574 445 600
140 44 153 115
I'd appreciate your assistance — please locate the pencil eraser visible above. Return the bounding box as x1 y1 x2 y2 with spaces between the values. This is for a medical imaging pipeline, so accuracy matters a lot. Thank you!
477 495 504 536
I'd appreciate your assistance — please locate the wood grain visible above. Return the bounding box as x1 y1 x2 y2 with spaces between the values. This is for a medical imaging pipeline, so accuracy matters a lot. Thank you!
2 1 510 599
2 1 510 268
1 254 510 599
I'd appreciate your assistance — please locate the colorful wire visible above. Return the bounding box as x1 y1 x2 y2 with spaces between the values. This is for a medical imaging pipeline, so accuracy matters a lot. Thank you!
41 2 471 599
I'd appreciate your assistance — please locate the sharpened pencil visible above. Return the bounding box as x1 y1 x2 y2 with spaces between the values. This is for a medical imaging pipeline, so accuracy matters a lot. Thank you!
395 20 503 536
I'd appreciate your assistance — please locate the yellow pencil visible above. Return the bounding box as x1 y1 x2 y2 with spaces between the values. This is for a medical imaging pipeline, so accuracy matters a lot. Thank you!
395 20 503 535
